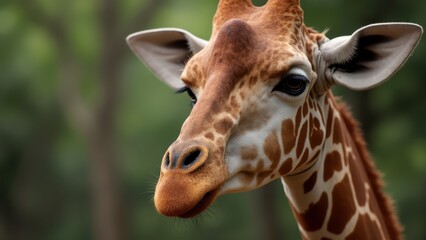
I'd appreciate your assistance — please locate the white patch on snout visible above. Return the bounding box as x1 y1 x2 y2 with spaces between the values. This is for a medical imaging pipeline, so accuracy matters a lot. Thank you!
221 95 299 194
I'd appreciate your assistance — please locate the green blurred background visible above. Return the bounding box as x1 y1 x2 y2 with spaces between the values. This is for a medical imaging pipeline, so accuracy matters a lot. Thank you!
0 0 425 239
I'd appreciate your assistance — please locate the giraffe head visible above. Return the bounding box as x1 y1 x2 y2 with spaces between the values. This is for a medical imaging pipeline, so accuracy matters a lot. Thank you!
127 0 421 218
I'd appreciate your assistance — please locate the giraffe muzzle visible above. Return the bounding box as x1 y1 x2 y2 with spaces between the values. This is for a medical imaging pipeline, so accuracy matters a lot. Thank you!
154 140 228 217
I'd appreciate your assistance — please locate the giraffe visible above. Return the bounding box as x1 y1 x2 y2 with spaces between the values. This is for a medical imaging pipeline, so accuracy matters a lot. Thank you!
127 0 422 239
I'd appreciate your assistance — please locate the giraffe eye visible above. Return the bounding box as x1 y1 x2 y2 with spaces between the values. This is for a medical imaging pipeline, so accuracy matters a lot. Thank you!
273 74 309 96
177 86 197 105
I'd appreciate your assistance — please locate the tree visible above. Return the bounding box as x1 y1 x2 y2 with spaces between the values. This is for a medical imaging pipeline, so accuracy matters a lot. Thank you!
9 0 169 239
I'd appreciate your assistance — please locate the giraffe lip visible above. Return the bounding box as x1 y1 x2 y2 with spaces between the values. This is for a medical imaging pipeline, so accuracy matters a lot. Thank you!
178 188 219 218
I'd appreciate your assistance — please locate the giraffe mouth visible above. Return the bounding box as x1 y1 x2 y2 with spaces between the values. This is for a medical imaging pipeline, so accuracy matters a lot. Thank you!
178 188 220 218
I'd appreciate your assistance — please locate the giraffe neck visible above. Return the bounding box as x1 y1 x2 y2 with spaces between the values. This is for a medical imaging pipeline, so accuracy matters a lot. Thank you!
281 92 403 240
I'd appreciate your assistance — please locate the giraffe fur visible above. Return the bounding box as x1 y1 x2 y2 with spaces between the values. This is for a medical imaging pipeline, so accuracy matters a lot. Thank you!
127 0 422 239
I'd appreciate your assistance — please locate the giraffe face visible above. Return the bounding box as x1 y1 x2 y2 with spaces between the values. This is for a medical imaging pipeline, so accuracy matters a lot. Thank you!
128 0 422 220
153 15 327 218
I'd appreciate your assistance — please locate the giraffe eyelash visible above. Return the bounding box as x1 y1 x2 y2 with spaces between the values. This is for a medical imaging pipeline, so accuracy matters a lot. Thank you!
176 86 189 94
176 86 198 105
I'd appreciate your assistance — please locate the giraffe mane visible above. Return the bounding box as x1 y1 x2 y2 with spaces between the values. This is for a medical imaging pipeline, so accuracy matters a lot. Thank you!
335 97 404 239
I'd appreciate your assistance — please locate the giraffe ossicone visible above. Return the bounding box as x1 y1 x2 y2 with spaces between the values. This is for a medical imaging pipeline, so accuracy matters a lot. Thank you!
127 0 422 239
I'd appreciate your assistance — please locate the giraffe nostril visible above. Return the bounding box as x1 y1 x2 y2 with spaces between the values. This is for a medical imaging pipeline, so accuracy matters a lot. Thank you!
179 145 208 171
163 143 209 172
183 149 202 168
163 151 171 169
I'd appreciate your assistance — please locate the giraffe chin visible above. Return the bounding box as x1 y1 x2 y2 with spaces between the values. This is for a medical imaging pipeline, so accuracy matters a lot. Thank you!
154 177 221 218
178 188 219 218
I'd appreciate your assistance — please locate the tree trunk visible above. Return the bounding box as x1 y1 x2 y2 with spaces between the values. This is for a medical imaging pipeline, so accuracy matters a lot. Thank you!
251 183 286 240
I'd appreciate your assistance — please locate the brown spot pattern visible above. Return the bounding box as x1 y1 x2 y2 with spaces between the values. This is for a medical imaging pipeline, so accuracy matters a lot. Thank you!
303 171 317 194
325 107 334 139
296 121 308 158
230 95 239 111
295 148 309 169
346 214 383 240
306 149 321 165
257 170 273 185
238 172 255 185
281 119 297 154
309 116 324 149
293 192 328 232
302 101 309 117
241 145 258 161
295 107 302 130
327 175 356 234
213 117 234 135
204 132 215 141
308 97 313 109
367 188 389 239
279 158 293 176
332 117 343 144
348 153 367 206
323 151 343 182
263 132 281 164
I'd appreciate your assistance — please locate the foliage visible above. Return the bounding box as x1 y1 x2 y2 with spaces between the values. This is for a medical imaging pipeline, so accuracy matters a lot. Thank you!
0 0 425 239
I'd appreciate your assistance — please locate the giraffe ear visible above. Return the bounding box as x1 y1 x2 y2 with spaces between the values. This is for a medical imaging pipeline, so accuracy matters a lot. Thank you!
320 23 422 90
127 28 208 89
